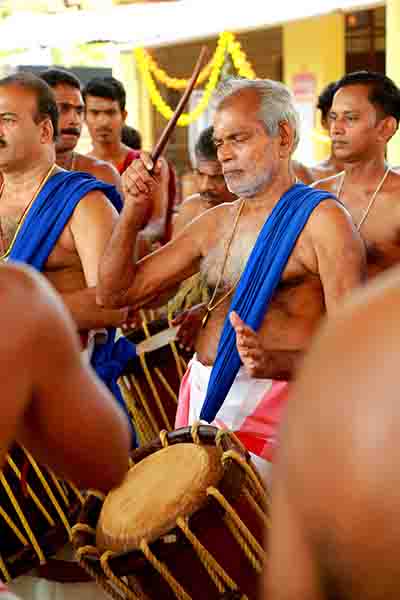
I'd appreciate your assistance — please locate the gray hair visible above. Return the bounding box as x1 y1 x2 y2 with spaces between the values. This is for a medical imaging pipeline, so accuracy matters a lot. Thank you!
215 78 300 153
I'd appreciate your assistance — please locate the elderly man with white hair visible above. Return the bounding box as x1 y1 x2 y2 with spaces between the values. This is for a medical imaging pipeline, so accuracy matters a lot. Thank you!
97 78 366 476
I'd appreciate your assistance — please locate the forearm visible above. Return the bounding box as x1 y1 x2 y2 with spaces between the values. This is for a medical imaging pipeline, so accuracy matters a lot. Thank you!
135 219 164 260
62 287 127 330
98 204 142 307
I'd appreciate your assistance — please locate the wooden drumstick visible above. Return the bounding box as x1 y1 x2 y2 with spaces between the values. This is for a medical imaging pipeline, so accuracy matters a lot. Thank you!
150 46 209 169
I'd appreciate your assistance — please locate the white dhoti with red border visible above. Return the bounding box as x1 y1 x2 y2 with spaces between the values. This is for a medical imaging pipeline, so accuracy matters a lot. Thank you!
175 354 289 480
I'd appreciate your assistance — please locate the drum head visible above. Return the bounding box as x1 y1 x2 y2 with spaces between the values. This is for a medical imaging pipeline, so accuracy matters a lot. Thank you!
96 443 223 553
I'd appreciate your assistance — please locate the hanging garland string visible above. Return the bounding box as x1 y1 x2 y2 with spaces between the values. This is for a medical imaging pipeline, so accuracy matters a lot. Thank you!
134 31 256 126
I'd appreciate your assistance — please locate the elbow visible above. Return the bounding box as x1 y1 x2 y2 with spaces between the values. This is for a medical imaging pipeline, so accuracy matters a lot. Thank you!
89 421 131 493
95 456 130 493
96 284 126 309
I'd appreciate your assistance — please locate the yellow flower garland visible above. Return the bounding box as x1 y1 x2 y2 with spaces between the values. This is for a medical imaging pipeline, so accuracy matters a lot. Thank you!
134 31 256 126
145 52 214 90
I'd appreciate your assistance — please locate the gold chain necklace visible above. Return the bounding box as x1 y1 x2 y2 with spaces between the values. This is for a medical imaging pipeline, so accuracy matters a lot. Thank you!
0 163 57 261
337 166 391 231
201 197 246 328
70 151 76 171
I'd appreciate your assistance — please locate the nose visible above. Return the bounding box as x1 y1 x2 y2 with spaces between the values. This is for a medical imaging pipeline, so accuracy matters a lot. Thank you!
199 174 215 194
217 142 233 164
330 116 345 137
67 109 81 127
94 112 109 128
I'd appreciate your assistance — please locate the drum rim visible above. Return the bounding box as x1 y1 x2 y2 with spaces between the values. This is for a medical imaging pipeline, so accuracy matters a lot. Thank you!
72 424 252 576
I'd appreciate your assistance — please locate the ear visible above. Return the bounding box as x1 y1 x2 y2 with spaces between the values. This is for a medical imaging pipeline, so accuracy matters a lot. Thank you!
39 117 55 144
278 120 295 158
377 115 398 143
321 115 329 131
122 110 128 123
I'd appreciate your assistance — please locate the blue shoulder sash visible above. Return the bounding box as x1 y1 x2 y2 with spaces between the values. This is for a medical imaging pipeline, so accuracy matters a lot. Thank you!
200 183 335 422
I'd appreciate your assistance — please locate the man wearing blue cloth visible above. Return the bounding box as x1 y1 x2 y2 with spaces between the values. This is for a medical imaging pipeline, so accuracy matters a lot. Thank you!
98 78 366 477
0 72 136 599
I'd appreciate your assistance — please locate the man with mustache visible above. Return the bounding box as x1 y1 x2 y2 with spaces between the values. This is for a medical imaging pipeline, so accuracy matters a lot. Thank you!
39 68 121 190
97 78 365 475
314 70 400 280
173 126 236 236
0 71 134 421
0 70 134 600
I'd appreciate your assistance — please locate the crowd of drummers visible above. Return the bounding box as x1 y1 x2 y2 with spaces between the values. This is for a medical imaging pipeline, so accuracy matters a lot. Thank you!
1 66 400 600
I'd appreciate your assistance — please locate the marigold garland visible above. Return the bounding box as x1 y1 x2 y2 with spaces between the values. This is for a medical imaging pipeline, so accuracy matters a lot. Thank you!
134 31 256 126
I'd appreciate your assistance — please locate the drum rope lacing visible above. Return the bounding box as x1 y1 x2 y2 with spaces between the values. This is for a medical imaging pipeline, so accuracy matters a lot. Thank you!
0 445 81 583
119 310 188 444
120 376 158 444
73 424 269 600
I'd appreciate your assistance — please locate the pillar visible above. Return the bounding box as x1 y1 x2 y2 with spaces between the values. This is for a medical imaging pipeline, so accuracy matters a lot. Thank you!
283 13 345 164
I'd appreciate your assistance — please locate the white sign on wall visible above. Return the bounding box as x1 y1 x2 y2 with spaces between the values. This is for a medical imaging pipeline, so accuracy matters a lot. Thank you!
291 72 317 165
187 89 216 168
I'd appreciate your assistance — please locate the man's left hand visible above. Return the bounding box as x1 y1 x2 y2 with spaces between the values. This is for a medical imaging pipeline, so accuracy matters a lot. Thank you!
230 311 267 377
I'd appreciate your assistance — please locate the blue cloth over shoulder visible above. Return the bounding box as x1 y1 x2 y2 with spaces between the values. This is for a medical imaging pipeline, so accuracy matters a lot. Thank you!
7 170 137 440
200 182 335 422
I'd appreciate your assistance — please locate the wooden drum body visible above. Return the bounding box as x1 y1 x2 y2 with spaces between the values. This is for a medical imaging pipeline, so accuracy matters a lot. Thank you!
0 443 83 583
121 318 192 444
73 425 269 600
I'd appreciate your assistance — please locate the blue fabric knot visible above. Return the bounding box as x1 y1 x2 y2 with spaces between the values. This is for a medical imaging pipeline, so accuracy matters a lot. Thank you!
91 332 138 446
92 334 137 385
200 183 335 422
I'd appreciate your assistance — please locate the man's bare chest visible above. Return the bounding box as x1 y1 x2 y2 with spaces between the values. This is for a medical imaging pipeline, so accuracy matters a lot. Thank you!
0 215 19 255
361 223 400 272
201 225 313 294
0 207 80 273
344 199 400 269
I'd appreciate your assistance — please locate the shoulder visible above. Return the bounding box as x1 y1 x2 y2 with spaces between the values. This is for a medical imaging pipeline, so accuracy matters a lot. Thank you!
199 198 238 221
90 160 120 184
0 263 44 303
292 160 313 185
309 160 338 181
179 194 209 214
75 154 121 187
383 167 400 193
305 196 361 252
69 188 119 230
308 196 355 230
0 264 73 346
178 197 238 242
311 171 344 192
181 195 235 223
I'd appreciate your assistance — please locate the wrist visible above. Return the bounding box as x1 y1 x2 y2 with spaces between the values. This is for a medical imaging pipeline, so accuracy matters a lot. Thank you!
122 203 148 231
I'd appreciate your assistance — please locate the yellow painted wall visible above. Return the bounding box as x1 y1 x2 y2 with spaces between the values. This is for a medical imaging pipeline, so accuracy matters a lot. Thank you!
118 51 140 133
117 50 153 150
386 0 400 165
283 13 345 163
